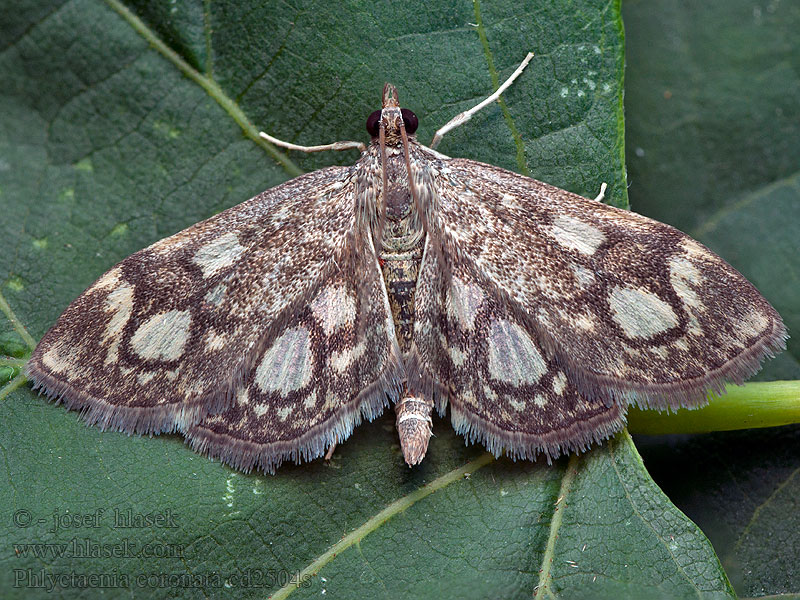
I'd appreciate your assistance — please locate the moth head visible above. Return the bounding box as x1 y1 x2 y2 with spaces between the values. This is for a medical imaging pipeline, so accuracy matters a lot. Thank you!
366 83 418 145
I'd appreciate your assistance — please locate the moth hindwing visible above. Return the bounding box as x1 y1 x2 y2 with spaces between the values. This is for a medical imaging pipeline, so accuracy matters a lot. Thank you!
27 76 786 474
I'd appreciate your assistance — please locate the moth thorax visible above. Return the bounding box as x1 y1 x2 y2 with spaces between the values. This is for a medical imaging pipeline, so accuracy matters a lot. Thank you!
379 154 425 354
395 394 434 466
380 155 423 249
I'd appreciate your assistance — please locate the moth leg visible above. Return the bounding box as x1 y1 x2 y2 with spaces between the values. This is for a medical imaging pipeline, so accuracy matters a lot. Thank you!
395 390 434 466
593 182 608 202
430 52 535 149
324 439 337 461
259 131 365 153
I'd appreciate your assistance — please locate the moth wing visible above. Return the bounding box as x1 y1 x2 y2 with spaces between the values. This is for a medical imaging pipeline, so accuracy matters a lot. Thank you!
408 233 625 460
413 154 786 413
185 238 403 473
28 167 403 453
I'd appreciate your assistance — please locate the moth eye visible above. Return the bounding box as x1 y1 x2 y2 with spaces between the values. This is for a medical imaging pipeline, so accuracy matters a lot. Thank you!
401 108 418 134
366 110 382 137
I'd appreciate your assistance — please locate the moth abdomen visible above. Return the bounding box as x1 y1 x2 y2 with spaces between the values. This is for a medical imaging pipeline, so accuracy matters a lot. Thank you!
380 252 423 353
395 393 434 465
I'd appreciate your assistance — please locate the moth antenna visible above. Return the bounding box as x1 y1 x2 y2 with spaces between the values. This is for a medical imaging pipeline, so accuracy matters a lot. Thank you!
259 131 365 153
399 123 422 225
593 182 608 202
379 120 388 219
430 51 534 149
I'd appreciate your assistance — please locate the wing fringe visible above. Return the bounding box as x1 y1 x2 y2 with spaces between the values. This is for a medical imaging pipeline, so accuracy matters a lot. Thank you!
184 356 404 474
561 317 788 411
405 349 627 463
25 359 227 434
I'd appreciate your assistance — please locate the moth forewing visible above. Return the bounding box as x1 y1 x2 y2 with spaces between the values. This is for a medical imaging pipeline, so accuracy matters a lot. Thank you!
26 55 786 474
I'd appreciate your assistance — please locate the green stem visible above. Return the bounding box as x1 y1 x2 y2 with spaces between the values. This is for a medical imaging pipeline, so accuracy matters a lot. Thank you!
627 381 800 435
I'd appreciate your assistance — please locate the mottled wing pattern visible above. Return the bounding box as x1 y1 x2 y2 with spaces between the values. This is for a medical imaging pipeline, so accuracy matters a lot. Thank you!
186 238 403 473
411 150 786 424
408 236 625 460
27 167 402 456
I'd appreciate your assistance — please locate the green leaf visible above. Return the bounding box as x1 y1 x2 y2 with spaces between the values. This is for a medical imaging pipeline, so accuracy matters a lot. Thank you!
1 1 734 598
624 0 800 596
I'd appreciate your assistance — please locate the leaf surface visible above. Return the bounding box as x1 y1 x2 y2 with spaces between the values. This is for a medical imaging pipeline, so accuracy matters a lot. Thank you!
624 0 800 596
0 1 734 598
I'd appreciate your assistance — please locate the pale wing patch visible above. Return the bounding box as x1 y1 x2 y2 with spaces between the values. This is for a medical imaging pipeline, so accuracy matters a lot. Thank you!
42 342 80 375
461 389 478 408
311 285 357 335
535 308 553 329
90 267 122 294
552 372 568 395
270 204 290 225
130 309 192 361
102 284 134 365
204 329 227 351
650 345 670 359
192 232 246 278
303 389 318 410
608 286 679 339
149 232 193 255
236 388 249 405
740 309 771 339
572 265 596 288
501 193 521 208
508 396 526 411
447 276 484 330
254 327 313 395
668 255 703 309
204 284 227 306
573 313 596 331
682 237 717 263
547 215 606 255
102 284 134 343
487 319 547 385
449 345 467 367
330 341 366 373
137 372 157 385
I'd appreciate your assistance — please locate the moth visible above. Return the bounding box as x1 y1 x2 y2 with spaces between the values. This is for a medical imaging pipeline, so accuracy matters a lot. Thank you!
27 54 786 474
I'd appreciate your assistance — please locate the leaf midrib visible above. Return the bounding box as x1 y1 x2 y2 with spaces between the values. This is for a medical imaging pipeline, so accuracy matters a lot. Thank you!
270 453 496 599
102 0 303 177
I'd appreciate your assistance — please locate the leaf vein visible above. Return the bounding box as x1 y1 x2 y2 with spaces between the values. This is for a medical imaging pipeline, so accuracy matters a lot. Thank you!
0 291 36 351
471 0 530 176
102 0 303 177
269 453 495 599
611 433 707 599
534 454 580 600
